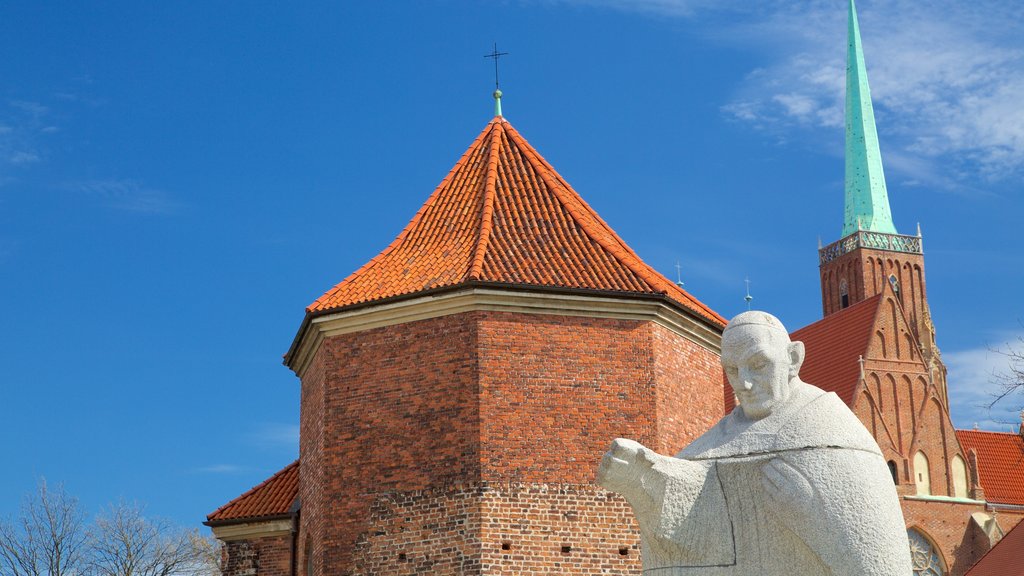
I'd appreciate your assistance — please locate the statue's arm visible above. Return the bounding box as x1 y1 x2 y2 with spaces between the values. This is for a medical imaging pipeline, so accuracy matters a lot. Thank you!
762 453 911 576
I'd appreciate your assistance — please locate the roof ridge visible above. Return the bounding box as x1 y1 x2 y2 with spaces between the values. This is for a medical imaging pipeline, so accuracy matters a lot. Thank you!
845 293 885 408
206 459 299 520
307 121 496 313
957 429 1024 437
468 122 502 280
501 123 723 324
503 124 657 291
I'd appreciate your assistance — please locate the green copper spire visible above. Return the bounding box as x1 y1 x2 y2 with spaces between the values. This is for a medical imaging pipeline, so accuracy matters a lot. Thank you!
844 0 897 236
494 89 503 117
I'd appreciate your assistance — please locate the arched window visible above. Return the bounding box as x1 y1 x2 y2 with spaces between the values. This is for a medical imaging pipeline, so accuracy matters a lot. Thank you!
839 279 849 308
887 460 899 484
951 455 969 499
914 451 931 495
908 528 946 575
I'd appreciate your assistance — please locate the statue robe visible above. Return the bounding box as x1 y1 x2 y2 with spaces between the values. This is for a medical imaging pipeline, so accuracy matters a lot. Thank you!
632 382 912 575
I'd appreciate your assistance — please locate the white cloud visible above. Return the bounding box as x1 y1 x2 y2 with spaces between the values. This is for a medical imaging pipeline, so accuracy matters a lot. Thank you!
556 0 1024 186
946 334 1024 431
250 423 300 450
76 179 179 214
720 2 1024 185
193 464 245 474
1 100 57 175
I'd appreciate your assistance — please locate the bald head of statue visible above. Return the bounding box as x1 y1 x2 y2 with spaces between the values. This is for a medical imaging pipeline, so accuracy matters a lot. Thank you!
721 311 806 420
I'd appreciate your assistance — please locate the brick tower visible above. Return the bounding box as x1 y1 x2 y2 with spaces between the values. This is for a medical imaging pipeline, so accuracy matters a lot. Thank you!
209 104 728 575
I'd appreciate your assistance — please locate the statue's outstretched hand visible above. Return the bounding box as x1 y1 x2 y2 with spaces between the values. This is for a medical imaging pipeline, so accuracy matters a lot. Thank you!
596 438 658 497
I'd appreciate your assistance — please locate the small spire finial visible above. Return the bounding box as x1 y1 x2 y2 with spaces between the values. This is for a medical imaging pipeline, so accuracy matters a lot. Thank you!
484 43 509 117
744 277 753 310
675 261 685 288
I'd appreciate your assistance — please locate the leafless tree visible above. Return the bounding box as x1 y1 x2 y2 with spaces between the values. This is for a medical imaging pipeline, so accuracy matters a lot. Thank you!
990 333 1024 413
0 480 88 576
88 502 217 576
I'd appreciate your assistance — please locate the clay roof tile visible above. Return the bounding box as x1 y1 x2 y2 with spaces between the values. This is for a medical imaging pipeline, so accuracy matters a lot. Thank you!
955 429 1024 506
206 460 299 524
306 117 724 326
790 294 882 406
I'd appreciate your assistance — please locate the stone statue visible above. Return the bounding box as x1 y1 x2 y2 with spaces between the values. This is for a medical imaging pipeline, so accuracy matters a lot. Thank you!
596 311 912 575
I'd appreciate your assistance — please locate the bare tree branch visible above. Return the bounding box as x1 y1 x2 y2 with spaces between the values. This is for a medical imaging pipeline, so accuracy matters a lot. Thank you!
989 333 1024 412
88 502 216 576
0 480 87 576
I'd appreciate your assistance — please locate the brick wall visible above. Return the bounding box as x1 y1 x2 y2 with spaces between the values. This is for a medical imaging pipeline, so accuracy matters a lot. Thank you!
479 483 640 575
223 536 292 576
903 499 991 576
298 307 723 575
304 313 481 574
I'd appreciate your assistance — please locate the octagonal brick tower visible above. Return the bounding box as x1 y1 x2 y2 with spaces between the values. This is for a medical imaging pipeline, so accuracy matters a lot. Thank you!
282 115 727 575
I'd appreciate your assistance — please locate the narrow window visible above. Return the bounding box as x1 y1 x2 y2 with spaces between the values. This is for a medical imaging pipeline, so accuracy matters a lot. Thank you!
887 460 899 484
840 279 849 309
913 451 931 495
951 455 968 499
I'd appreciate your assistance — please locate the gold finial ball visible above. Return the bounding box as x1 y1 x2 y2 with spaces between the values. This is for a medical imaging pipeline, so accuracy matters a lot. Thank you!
493 89 503 99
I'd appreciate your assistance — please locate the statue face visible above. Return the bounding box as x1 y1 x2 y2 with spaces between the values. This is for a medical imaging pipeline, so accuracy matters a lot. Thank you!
721 324 795 420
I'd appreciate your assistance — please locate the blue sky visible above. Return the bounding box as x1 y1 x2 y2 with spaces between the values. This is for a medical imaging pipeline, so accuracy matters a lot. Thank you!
2 0 1022 529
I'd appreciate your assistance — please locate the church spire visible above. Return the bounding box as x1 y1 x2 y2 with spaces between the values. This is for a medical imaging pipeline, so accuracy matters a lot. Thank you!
843 0 897 236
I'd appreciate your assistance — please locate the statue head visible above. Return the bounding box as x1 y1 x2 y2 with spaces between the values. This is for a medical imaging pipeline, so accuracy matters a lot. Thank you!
721 311 805 420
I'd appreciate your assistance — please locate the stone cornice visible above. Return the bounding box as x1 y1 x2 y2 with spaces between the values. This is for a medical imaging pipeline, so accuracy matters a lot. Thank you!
285 286 722 379
210 518 294 542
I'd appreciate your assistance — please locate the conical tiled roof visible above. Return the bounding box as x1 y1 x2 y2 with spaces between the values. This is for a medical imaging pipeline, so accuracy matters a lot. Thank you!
309 117 723 326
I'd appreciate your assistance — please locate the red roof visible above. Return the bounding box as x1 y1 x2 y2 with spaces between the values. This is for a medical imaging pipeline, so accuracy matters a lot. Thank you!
307 117 724 326
206 460 299 524
790 294 881 406
956 429 1024 506
966 518 1024 576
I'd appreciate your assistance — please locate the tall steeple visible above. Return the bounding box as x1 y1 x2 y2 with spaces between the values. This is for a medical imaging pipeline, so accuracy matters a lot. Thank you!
844 0 897 236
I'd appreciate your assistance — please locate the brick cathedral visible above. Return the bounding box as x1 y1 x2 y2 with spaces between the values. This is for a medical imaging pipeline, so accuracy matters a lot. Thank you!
204 2 1024 575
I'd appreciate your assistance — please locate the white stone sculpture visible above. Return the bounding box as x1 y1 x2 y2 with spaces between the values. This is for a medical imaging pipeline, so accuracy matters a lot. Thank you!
597 311 913 575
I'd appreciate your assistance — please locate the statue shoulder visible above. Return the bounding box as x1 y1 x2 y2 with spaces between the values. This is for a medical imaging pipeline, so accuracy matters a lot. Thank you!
772 383 880 454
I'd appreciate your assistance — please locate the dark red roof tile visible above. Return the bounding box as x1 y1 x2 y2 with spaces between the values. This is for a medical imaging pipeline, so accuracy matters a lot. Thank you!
308 118 724 326
956 429 1024 506
206 460 299 524
790 294 882 406
965 517 1024 576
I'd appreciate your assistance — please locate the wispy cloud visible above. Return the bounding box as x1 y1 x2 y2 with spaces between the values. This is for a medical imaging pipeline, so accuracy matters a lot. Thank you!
75 179 180 214
555 0 1024 188
250 423 300 450
193 464 246 474
946 333 1024 431
1 100 55 171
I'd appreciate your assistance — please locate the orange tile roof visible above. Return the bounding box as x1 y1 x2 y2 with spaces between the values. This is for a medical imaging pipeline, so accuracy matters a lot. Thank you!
206 460 299 524
308 117 724 326
956 429 1024 506
790 294 882 406
966 517 1024 576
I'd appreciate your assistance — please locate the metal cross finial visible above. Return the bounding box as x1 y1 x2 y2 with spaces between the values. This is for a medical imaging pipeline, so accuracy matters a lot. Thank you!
744 277 753 310
484 43 509 91
675 261 684 288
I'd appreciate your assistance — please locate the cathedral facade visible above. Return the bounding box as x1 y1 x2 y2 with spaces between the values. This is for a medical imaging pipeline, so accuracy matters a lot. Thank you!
204 2 1024 574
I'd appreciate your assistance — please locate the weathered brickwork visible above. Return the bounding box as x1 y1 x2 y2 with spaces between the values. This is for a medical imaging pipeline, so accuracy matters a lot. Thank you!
301 313 481 574
902 500 992 575
478 483 640 575
651 323 724 454
296 308 722 575
349 486 484 575
224 536 292 576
